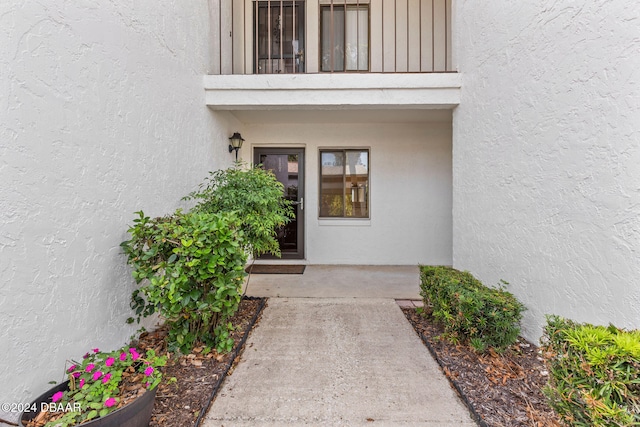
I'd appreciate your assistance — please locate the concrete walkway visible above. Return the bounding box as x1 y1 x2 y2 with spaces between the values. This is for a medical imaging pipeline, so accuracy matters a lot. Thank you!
202 297 475 426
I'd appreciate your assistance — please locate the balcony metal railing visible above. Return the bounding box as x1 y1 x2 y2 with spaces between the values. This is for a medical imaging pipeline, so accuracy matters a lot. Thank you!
209 0 452 75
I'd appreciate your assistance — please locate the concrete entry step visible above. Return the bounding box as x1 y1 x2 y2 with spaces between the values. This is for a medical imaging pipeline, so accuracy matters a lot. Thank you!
243 265 421 300
202 298 475 427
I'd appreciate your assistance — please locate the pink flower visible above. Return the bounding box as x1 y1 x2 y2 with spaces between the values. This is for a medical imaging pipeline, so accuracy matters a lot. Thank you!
119 352 127 361
145 382 150 388
144 366 154 376
92 371 103 381
128 348 140 360
102 373 112 384
105 357 115 367
67 365 76 373
85 363 95 372
104 397 116 408
79 378 85 389
92 348 100 353
83 352 90 359
51 391 64 403
72 372 82 379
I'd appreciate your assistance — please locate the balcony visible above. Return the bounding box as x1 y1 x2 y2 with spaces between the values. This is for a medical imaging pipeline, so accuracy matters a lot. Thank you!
205 0 459 113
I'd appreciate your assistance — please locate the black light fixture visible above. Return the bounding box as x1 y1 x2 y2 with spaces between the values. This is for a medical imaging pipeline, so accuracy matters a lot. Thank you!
228 132 244 161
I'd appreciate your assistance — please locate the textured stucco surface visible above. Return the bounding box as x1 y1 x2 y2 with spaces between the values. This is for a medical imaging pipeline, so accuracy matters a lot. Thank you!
0 1 237 403
453 2 640 341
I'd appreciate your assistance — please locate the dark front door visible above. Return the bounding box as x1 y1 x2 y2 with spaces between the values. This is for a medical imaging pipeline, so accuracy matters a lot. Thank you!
254 147 305 259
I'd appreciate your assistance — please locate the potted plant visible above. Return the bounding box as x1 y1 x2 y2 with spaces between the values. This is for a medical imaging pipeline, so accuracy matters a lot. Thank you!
21 346 166 427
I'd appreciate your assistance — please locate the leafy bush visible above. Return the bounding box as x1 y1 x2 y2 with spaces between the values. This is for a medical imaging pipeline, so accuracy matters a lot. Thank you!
542 315 640 426
184 165 293 258
121 210 247 353
419 265 525 352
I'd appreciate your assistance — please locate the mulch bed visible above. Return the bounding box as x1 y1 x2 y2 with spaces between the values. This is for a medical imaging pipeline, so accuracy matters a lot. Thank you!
402 308 562 427
135 297 266 427
130 298 562 427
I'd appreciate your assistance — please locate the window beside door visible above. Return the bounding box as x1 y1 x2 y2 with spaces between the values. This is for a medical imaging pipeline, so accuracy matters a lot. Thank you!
321 2 369 72
319 149 369 218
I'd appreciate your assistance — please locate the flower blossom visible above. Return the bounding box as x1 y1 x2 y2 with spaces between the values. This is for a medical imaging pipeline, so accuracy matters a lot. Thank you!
79 378 85 389
102 373 112 384
85 363 95 372
129 348 140 361
51 391 64 403
67 365 76 373
104 397 116 408
92 348 100 353
92 371 103 381
105 357 115 367
144 366 154 376
72 372 82 379
119 352 127 361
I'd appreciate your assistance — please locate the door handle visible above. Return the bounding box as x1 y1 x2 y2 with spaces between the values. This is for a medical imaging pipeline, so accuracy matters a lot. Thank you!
292 197 304 211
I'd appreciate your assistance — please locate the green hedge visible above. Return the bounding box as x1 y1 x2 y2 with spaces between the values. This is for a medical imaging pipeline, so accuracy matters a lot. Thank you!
542 315 640 426
419 266 525 352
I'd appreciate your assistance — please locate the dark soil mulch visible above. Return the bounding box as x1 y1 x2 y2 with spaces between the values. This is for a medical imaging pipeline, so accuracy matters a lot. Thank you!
134 297 562 427
135 298 266 427
402 307 562 427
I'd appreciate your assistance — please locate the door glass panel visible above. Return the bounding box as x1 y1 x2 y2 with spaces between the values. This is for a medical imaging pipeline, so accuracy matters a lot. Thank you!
257 152 302 255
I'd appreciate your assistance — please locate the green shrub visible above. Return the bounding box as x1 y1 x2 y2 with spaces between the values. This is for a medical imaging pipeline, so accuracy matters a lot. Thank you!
419 265 525 352
121 210 247 354
542 315 640 426
184 165 294 258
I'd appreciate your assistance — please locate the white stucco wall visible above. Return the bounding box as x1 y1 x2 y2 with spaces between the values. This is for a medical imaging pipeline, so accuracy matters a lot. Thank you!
242 120 453 265
0 1 238 403
453 2 640 341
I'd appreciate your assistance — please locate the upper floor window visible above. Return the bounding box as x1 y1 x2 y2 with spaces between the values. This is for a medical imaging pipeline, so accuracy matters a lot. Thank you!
254 1 305 74
321 1 369 72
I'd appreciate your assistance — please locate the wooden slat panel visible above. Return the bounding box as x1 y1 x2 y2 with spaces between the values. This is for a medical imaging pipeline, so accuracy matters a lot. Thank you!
232 0 244 74
395 0 408 72
209 0 221 74
433 0 446 71
382 0 395 72
407 0 421 72
220 0 233 74
369 0 383 72
420 0 433 71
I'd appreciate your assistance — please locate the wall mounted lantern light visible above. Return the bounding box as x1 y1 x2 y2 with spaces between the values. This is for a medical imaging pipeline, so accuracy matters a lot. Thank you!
228 132 244 161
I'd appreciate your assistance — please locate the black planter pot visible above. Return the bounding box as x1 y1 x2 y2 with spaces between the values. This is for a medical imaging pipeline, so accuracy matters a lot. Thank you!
20 381 156 427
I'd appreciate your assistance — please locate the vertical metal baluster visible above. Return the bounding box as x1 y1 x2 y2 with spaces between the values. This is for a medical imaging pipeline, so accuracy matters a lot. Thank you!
280 0 284 72
255 0 259 73
419 0 422 72
444 0 448 71
356 0 359 70
293 0 296 73
394 0 397 72
268 0 272 73
406 0 409 71
330 0 334 72
343 0 346 70
431 0 435 72
381 0 384 72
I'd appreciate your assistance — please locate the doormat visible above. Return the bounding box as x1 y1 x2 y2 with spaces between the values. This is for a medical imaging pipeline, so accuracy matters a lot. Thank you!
245 264 306 274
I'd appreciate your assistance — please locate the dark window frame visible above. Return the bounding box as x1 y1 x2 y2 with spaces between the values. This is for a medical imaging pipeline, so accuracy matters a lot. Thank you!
319 148 370 218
